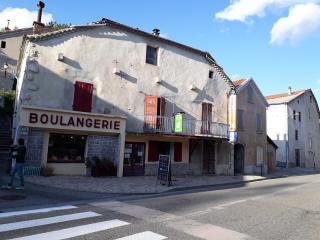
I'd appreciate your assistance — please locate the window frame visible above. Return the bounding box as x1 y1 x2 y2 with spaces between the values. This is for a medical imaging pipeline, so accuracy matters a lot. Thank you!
146 45 158 65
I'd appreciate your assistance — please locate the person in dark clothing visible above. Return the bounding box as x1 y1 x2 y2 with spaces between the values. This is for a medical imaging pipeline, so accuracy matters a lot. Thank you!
6 138 26 190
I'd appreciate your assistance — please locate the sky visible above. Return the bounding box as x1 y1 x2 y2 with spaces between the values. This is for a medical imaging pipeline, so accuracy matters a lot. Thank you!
1 0 320 100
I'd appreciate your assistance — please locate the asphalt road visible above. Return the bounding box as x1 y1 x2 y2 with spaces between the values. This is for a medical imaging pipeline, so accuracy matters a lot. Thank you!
0 174 320 239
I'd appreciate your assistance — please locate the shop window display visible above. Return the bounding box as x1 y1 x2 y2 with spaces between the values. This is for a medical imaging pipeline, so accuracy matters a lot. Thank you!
48 133 87 163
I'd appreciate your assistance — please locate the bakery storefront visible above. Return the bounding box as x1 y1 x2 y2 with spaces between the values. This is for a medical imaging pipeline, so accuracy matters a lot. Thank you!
17 106 126 176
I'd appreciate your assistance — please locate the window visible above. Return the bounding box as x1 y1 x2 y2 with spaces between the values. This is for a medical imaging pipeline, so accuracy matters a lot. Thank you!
310 96 313 103
293 110 296 120
237 109 245 131
47 133 87 163
247 86 254 103
144 96 166 130
146 45 158 65
1 41 6 48
73 81 93 112
295 130 298 140
256 146 263 166
309 108 311 119
148 141 182 162
256 113 262 132
202 102 212 134
298 112 301 122
209 70 213 79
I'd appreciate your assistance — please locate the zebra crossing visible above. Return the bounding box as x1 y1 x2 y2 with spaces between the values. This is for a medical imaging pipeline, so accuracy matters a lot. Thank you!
0 204 168 240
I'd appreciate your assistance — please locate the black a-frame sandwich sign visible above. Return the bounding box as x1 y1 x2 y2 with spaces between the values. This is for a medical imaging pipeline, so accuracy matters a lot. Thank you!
156 154 172 186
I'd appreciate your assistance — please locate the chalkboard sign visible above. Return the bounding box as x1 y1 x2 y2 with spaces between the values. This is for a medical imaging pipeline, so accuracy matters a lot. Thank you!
157 154 171 186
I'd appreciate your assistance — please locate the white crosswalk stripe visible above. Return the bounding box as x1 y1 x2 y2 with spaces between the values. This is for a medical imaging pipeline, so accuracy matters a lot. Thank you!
0 205 77 218
115 231 167 240
7 219 130 240
0 205 168 240
0 211 101 232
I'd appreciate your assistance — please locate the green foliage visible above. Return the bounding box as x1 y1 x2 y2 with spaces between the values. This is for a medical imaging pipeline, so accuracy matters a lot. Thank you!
46 21 72 31
0 90 15 114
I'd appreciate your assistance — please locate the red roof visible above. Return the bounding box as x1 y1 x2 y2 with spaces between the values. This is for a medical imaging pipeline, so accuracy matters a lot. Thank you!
265 90 305 100
233 79 246 88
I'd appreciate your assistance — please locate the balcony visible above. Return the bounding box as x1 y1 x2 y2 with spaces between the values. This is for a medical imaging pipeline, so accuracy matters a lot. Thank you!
142 115 229 139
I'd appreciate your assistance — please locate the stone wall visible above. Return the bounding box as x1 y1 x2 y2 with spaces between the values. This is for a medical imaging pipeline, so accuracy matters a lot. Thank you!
86 135 120 166
25 130 43 166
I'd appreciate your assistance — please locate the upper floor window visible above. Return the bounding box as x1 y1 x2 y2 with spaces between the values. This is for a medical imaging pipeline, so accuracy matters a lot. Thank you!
73 81 93 112
1 41 6 48
295 130 298 140
146 45 158 65
310 96 313 103
256 113 262 133
298 112 301 122
209 70 213 79
293 110 296 120
247 86 254 103
237 109 245 131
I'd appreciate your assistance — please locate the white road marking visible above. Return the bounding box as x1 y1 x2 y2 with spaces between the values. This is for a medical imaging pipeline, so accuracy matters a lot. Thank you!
115 231 167 240
0 205 77 218
0 211 101 232
212 199 247 210
92 201 253 240
7 219 130 240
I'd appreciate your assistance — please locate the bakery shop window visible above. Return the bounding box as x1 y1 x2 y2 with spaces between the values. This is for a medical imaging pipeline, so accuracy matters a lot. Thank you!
47 133 87 163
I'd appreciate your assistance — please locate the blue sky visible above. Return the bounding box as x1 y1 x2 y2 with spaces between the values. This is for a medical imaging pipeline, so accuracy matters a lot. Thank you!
1 0 320 99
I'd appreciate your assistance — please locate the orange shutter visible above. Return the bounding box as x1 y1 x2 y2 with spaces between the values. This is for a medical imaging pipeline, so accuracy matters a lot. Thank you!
144 96 158 129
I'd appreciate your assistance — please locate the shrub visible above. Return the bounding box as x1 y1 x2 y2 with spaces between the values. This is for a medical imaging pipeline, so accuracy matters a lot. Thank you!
0 90 15 114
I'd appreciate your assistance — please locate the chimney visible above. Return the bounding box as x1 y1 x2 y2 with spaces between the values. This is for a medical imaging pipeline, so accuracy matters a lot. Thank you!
288 86 292 95
33 1 45 34
152 28 160 36
4 20 11 31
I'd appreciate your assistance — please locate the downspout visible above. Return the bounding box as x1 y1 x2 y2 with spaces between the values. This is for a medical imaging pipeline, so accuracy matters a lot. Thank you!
285 103 289 168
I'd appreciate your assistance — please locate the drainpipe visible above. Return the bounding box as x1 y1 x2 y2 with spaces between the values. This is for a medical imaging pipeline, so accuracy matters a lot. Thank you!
285 103 289 168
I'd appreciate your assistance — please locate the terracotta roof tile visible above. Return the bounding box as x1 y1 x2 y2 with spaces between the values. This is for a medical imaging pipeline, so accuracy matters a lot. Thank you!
265 90 305 100
233 79 246 88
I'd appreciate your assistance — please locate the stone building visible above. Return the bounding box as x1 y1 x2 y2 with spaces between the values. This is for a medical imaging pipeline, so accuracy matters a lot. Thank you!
13 18 236 176
266 88 320 168
233 78 269 175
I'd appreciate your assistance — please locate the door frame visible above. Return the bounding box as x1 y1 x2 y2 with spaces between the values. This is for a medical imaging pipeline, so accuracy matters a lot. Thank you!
123 142 146 176
234 143 245 175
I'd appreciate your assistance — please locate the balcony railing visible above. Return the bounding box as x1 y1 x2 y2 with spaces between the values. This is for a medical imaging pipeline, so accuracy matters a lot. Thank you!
142 115 229 138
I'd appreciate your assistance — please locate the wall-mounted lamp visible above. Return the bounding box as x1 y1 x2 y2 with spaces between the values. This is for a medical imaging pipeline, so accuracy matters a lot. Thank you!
189 84 196 90
57 53 64 61
155 76 161 84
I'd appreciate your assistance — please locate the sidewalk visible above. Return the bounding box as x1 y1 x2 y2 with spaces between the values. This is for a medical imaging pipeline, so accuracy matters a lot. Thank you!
18 167 319 194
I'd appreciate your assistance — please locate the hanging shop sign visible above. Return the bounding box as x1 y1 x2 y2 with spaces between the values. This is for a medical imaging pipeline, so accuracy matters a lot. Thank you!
174 113 183 133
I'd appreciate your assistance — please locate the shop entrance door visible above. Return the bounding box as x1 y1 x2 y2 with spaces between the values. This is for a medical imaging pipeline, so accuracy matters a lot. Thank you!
234 144 245 175
123 143 145 176
202 140 215 174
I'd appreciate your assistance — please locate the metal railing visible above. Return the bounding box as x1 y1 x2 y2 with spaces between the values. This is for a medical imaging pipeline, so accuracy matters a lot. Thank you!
143 115 229 138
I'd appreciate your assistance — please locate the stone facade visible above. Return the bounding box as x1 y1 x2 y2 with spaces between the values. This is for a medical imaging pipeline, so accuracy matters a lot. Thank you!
25 130 43 166
86 135 120 166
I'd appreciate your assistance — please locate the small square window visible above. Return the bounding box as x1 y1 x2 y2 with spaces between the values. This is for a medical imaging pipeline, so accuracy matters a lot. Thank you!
146 46 158 65
1 41 6 48
209 70 213 79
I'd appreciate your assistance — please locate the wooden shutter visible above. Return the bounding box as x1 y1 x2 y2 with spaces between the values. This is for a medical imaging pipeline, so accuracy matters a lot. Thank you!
201 103 212 134
174 142 182 162
144 96 158 129
148 141 159 162
73 81 93 112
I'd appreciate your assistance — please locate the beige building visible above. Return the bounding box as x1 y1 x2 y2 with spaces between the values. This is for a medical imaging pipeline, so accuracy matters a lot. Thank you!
233 78 269 175
13 18 236 177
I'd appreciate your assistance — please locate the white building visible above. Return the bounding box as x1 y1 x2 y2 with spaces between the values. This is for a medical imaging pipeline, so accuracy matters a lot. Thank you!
266 88 320 168
13 18 237 177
